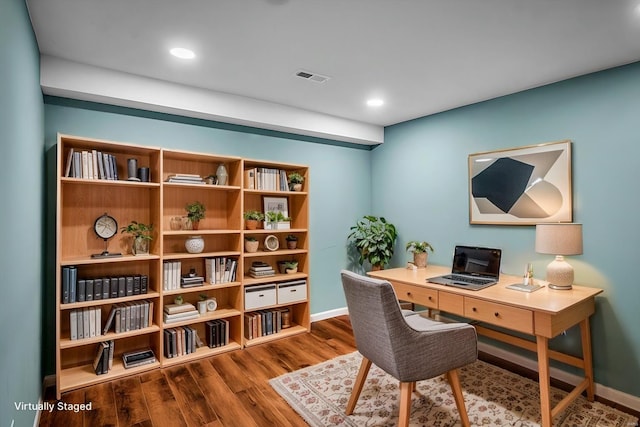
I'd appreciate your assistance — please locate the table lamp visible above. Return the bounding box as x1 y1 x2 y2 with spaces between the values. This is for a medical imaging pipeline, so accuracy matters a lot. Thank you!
535 223 583 290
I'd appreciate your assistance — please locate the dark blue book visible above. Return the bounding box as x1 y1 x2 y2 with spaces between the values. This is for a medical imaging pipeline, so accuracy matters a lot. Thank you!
69 267 77 303
77 279 86 302
102 278 110 299
94 278 102 300
85 279 94 301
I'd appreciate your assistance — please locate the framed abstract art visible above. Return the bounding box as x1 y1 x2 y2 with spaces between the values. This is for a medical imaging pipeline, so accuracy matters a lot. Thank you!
468 140 572 225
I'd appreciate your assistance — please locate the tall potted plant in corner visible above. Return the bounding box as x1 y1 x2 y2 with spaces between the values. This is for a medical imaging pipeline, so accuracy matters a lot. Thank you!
121 221 153 255
348 215 398 270
185 201 206 230
405 241 434 268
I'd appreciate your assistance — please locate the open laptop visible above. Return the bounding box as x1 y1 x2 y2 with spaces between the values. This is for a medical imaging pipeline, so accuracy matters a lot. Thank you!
427 245 502 290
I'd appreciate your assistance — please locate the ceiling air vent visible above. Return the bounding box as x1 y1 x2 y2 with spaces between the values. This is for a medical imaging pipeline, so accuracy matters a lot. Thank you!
295 70 330 83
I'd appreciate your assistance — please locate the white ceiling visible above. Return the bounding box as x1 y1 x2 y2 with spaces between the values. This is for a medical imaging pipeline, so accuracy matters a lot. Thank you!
26 0 640 143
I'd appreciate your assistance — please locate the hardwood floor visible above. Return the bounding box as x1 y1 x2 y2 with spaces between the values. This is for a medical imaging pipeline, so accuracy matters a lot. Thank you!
39 316 639 426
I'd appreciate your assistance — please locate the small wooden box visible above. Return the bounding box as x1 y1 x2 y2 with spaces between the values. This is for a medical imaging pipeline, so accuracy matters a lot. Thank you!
244 284 276 310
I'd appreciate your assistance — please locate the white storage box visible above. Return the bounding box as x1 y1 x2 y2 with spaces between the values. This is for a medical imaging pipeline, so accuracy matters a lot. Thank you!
245 284 277 310
277 280 307 304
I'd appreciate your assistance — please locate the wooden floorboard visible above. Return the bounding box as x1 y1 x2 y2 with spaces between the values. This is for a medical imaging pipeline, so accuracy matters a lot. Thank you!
39 316 639 426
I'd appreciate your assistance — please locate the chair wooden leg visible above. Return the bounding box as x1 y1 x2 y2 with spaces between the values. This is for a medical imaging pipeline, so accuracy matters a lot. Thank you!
398 382 413 427
446 369 470 427
346 357 372 415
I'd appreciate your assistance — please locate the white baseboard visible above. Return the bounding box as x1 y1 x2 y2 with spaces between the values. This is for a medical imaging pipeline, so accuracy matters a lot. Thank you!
311 307 348 322
312 307 640 412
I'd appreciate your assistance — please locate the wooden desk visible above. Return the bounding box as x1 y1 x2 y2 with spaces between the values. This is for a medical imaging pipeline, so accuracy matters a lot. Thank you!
368 265 603 427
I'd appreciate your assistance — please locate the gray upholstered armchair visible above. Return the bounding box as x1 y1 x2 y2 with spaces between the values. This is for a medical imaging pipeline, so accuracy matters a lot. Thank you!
341 270 477 427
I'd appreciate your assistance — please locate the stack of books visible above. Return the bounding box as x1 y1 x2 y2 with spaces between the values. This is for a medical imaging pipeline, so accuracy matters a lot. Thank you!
180 273 204 288
165 173 205 184
163 303 200 324
249 261 275 278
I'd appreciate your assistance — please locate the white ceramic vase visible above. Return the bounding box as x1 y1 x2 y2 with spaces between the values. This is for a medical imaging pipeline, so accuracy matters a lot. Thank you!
185 235 205 253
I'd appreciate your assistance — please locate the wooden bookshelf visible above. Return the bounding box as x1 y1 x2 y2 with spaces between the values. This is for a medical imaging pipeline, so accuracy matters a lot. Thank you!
56 135 310 398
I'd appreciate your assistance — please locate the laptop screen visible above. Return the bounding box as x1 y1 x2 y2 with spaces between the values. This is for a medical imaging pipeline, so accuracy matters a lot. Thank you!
452 246 502 278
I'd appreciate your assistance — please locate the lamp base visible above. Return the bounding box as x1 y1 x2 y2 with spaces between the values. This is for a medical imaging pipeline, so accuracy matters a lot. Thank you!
546 255 574 290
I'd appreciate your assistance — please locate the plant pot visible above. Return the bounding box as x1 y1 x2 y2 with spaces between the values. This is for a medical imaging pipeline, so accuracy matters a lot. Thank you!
185 235 205 254
191 220 200 230
132 236 149 255
292 183 302 192
285 267 298 274
245 239 259 253
277 221 290 230
371 264 384 271
287 240 297 250
413 252 428 268
245 219 258 230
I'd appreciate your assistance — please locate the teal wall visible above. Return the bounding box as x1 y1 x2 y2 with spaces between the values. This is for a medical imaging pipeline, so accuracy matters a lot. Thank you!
373 62 640 397
0 1 45 426
42 99 373 375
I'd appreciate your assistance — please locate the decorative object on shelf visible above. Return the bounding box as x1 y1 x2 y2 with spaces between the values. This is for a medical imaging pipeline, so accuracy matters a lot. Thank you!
174 295 184 305
469 140 572 225
405 241 434 268
127 158 140 181
185 201 205 230
284 261 298 274
205 175 217 185
265 211 290 230
285 234 298 249
288 172 304 191
206 298 217 312
244 210 264 230
185 235 205 254
216 163 228 185
264 235 280 251
245 236 259 253
198 300 207 315
137 167 150 182
348 215 398 270
181 216 193 230
91 213 122 258
281 309 291 328
263 196 289 219
535 223 583 290
120 220 153 256
170 216 182 230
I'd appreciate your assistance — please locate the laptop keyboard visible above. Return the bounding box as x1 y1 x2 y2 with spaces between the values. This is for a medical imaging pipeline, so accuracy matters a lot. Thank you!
445 274 493 285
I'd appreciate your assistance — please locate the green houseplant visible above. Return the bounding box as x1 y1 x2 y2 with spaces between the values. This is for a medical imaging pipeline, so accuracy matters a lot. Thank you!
185 201 206 230
348 215 398 270
121 221 153 255
243 210 264 230
288 172 304 191
405 241 434 268
244 236 259 253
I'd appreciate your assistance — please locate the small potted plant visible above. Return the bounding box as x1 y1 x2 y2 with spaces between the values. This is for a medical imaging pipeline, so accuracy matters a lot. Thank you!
284 260 298 274
265 211 279 230
288 172 304 191
348 215 398 270
405 241 434 268
185 201 206 230
285 234 298 249
245 236 259 253
121 221 153 255
244 210 264 230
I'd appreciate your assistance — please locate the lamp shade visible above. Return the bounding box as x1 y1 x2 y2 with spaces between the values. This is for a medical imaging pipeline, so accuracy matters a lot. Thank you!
535 223 583 255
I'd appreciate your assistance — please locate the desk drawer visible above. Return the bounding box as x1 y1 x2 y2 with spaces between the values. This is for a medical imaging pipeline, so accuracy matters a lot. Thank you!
464 297 533 334
393 282 438 309
438 292 464 316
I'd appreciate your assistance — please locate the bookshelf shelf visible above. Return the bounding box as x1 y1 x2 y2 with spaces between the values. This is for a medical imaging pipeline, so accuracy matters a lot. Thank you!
56 134 309 399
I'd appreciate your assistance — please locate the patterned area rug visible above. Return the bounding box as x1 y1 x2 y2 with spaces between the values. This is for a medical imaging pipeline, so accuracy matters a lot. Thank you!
270 352 638 427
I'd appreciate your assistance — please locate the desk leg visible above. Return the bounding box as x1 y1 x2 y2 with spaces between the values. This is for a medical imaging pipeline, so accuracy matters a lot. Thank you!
580 318 595 401
537 336 552 427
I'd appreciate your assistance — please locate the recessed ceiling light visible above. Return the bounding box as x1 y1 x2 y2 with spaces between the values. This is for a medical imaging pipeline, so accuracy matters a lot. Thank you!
366 98 384 107
170 47 196 59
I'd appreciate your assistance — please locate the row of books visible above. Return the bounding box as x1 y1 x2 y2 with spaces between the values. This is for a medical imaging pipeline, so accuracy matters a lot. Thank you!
163 261 183 290
61 267 149 304
244 167 289 191
93 340 114 375
205 319 230 348
244 308 289 340
64 148 119 180
165 173 205 184
69 307 103 340
164 326 202 358
163 302 200 324
102 300 154 335
248 261 275 278
205 257 238 284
